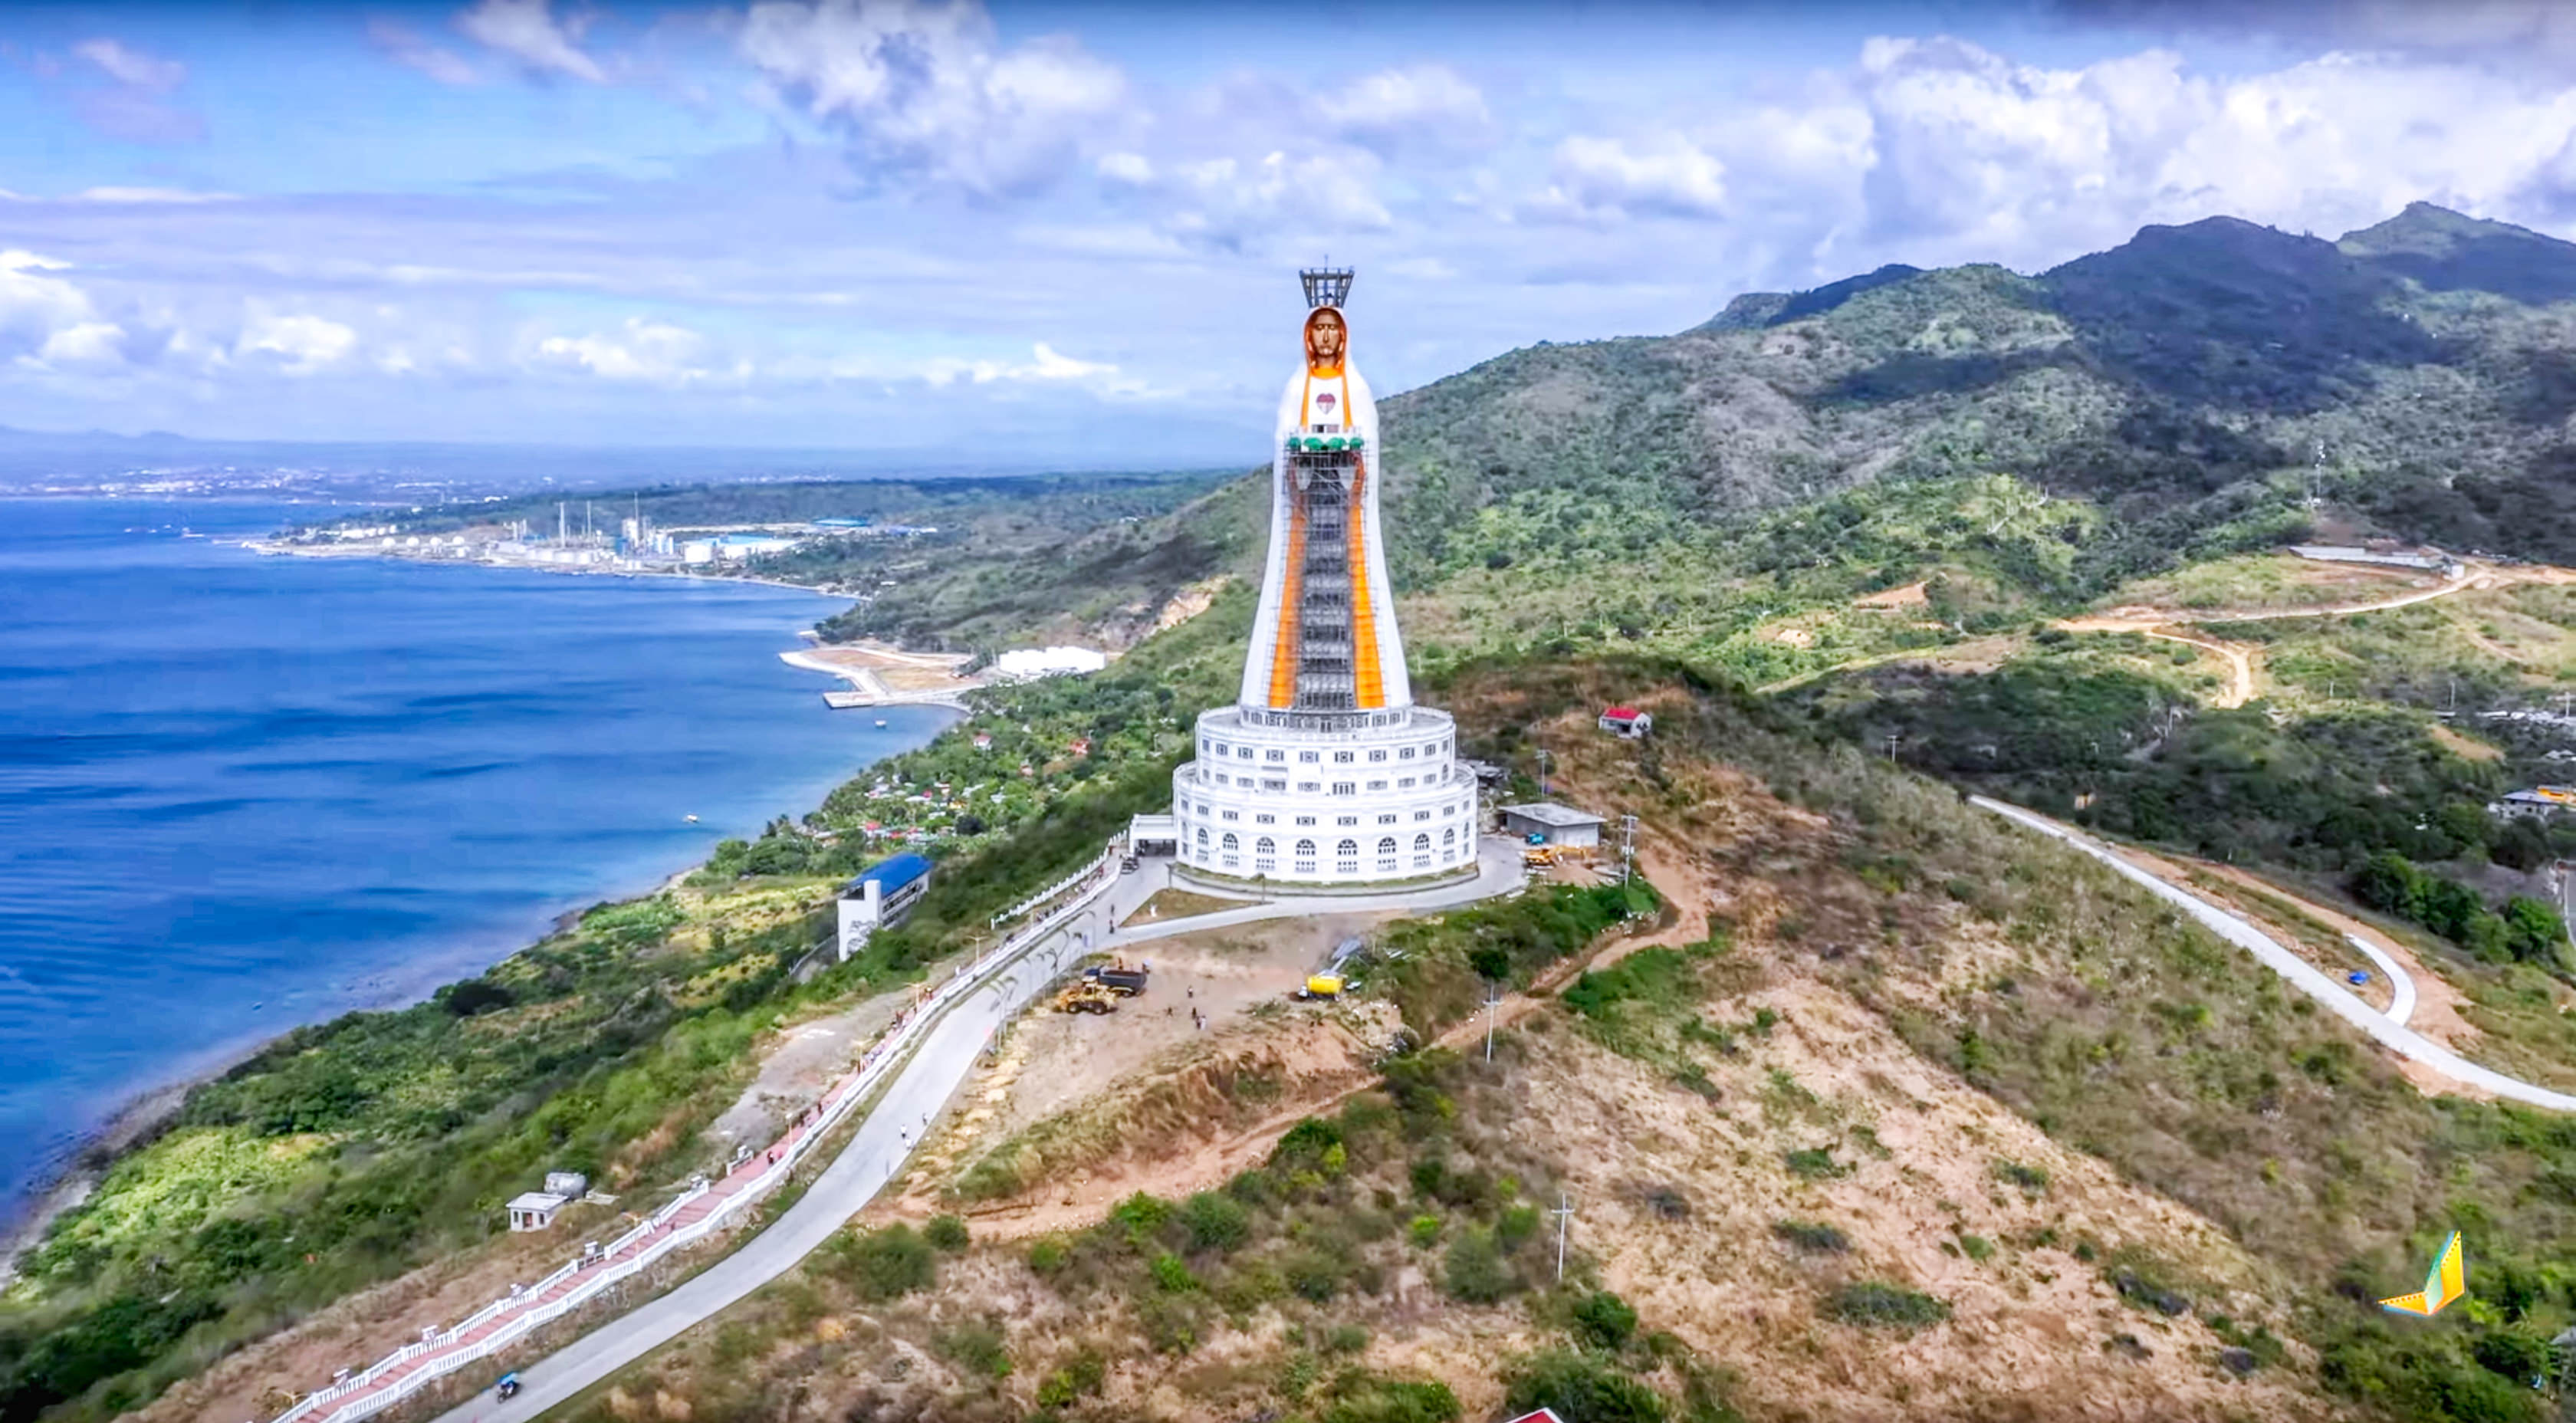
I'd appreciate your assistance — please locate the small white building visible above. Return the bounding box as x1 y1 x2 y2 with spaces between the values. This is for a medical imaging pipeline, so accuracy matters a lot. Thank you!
1598 705 1653 738
1500 803 1605 850
838 852 935 961
507 1191 569 1231
2493 787 2576 823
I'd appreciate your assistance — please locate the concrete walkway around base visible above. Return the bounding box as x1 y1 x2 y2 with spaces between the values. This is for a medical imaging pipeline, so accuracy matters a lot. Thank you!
429 837 1526 1423
1973 796 2576 1113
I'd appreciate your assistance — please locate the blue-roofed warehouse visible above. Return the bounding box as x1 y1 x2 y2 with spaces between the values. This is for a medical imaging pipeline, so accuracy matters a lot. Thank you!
838 852 934 961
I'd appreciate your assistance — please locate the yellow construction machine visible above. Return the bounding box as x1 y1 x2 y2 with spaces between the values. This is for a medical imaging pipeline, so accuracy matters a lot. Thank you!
1051 981 1120 1014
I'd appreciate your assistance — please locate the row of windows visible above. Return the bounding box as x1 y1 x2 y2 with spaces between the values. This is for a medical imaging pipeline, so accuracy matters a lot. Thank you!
1183 799 1467 824
1203 766 1450 793
1195 831 1470 876
1203 739 1451 764
1201 828 1460 854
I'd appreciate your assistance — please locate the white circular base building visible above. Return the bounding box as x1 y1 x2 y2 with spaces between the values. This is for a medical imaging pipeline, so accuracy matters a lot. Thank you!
1174 705 1476 886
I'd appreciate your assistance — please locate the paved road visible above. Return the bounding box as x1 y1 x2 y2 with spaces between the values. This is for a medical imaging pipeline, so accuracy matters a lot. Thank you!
1975 797 2576 1112
432 841 1523 1423
2341 932 2417 1027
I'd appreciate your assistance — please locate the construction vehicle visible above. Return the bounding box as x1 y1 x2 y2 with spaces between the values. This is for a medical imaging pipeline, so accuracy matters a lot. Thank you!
1522 844 1560 868
1052 981 1120 1014
1292 974 1345 1002
1084 958 1150 996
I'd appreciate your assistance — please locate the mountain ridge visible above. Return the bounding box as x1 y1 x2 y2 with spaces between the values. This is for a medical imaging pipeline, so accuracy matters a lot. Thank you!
1378 202 2576 574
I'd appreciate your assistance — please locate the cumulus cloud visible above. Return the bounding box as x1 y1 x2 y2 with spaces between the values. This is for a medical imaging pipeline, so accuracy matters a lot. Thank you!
0 251 123 371
37 322 127 366
1319 64 1493 153
534 318 731 383
456 0 606 84
235 313 359 373
921 340 1116 386
737 0 1127 197
1527 133 1729 222
371 18 482 85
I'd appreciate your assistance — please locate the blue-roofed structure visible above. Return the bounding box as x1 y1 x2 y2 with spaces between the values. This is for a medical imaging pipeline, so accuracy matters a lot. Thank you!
837 852 935 961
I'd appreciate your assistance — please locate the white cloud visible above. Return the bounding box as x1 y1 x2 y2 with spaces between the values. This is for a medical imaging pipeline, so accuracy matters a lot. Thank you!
0 251 104 359
1319 64 1493 153
456 0 606 84
1096 151 1153 185
1156 150 1393 250
1528 133 1729 222
71 186 235 204
534 318 730 383
371 18 482 86
36 322 126 366
235 313 359 373
737 0 1127 196
73 38 185 92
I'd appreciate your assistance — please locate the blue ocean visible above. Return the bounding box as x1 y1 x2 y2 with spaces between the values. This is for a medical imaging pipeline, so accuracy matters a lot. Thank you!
0 499 948 1217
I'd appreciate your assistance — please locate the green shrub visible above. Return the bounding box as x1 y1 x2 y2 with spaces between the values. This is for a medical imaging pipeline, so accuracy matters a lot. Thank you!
1282 1247 1346 1303
1958 1234 1995 1262
1178 1190 1252 1254
1323 1323 1372 1356
1991 1159 2049 1195
1825 1281 1951 1329
1783 1147 1845 1181
1769 1220 1849 1253
1498 1202 1542 1250
1150 1251 1199 1293
1322 1375 1464 1423
1408 1213 1443 1248
1109 1191 1170 1250
1571 1290 1640 1350
1444 1227 1516 1303
923 1214 970 1251
1026 1234 1070 1275
1504 1349 1671 1423
933 1317 1011 1380
1035 1348 1106 1409
828 1224 935 1301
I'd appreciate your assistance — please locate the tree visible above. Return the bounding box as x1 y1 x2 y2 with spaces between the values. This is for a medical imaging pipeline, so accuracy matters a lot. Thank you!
2351 851 2423 918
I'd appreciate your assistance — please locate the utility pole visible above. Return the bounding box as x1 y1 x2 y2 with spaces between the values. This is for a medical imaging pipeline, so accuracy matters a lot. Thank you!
1883 731 1901 765
557 501 567 544
1484 982 1504 1063
1618 814 1638 886
1552 1192 1575 1283
1536 748 1552 799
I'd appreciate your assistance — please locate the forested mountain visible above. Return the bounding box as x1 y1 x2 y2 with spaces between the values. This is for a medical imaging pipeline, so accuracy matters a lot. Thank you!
1382 202 2576 571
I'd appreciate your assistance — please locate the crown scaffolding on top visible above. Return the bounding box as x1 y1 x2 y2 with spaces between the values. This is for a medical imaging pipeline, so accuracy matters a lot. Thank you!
1300 267 1354 309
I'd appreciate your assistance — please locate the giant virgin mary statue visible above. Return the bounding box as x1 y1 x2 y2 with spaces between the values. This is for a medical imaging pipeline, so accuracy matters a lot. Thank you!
1240 273 1412 714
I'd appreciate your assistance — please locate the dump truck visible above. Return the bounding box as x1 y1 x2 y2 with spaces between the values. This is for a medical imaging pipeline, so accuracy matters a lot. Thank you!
1083 959 1149 996
1521 845 1560 868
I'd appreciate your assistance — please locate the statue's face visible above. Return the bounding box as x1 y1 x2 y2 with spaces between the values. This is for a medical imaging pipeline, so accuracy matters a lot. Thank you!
1309 311 1346 364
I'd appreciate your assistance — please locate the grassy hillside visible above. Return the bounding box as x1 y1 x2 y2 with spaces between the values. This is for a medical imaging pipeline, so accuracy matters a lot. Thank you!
1383 202 2576 573
534 658 2576 1422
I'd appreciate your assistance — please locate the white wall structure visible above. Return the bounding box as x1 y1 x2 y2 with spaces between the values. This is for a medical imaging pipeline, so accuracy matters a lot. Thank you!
1172 269 1477 888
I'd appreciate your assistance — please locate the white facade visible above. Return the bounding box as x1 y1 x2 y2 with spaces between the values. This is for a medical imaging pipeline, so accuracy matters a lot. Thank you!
1174 705 1477 884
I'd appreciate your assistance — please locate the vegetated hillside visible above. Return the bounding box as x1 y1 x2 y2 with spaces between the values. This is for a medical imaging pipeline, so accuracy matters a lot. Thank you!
1382 202 2576 574
560 659 2573 1423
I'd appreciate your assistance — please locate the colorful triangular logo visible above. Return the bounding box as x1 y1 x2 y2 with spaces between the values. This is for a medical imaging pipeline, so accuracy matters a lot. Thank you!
2379 1231 2466 1316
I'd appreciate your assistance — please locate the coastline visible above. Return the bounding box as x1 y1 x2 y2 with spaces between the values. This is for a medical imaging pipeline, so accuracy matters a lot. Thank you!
0 534 948 1279
241 538 849 601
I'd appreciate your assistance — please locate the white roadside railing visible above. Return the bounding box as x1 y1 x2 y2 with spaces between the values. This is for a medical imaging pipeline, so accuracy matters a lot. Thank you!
266 848 1122 1423
991 846 1117 929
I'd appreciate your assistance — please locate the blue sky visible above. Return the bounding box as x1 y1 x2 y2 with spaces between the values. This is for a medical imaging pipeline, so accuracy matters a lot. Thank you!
5 0 2576 458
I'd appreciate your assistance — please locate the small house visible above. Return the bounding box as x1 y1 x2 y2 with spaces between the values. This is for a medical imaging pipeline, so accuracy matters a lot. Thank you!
507 1191 568 1231
973 732 994 751
1500 803 1605 850
2493 787 2576 823
1598 705 1652 738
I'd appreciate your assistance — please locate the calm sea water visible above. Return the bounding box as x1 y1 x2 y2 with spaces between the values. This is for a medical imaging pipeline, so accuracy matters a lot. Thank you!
0 499 949 1215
